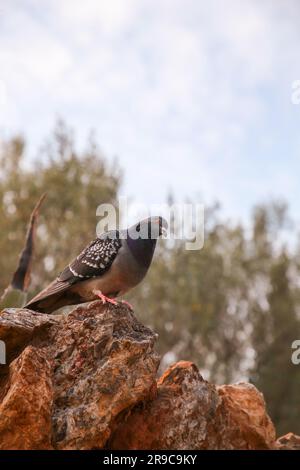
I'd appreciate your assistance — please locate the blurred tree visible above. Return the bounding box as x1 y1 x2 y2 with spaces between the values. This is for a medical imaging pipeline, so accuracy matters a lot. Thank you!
130 206 249 383
129 201 300 435
0 121 121 296
248 203 300 436
250 252 300 436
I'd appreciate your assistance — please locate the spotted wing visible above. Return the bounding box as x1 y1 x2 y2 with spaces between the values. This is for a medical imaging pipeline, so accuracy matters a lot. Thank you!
58 236 122 284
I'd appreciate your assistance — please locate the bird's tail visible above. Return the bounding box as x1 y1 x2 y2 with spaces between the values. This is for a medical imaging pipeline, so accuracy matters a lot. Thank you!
25 293 76 314
25 279 82 314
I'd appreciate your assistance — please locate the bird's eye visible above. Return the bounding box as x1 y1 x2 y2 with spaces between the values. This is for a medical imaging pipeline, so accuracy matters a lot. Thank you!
136 223 140 231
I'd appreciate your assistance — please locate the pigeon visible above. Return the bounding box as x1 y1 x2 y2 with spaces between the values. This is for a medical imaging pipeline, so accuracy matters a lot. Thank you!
25 216 168 314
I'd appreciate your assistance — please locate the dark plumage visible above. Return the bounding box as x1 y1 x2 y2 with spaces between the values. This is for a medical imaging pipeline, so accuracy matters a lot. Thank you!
25 216 167 314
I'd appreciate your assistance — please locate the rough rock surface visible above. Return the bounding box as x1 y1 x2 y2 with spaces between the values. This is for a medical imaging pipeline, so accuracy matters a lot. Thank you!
216 382 276 450
276 433 300 450
0 308 57 375
0 345 53 449
0 302 159 449
109 361 276 450
0 302 294 450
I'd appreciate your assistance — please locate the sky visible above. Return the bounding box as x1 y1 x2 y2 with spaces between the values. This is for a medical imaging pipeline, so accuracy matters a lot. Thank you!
1 0 300 225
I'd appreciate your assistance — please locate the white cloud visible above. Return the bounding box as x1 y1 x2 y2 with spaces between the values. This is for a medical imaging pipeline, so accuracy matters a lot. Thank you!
0 0 300 222
57 0 138 34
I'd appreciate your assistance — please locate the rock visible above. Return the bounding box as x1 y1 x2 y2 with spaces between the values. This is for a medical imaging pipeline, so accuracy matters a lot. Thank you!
0 302 286 450
0 308 58 374
50 302 159 449
0 301 159 449
109 361 219 449
0 345 53 449
217 382 276 449
109 361 276 450
276 433 300 450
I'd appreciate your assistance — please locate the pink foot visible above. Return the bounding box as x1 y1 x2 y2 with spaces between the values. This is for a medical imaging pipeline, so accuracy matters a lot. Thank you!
93 290 118 306
121 300 133 310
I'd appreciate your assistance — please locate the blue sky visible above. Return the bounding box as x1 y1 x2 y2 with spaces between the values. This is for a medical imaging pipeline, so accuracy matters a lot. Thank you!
1 0 300 225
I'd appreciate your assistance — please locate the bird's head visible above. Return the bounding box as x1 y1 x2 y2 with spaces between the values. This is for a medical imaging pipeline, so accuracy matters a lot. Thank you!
127 216 168 240
126 216 168 268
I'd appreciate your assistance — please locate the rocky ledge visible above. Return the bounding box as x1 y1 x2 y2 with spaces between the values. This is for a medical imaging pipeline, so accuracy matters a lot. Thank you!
0 301 298 450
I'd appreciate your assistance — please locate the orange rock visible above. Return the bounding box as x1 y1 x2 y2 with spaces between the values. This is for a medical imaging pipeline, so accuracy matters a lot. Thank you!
276 432 300 450
0 302 159 450
50 302 160 449
109 361 276 450
0 304 286 450
0 345 53 449
217 383 276 449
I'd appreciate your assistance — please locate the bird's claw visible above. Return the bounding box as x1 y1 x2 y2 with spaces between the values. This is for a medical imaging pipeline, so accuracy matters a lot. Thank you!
93 290 118 306
93 290 133 310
